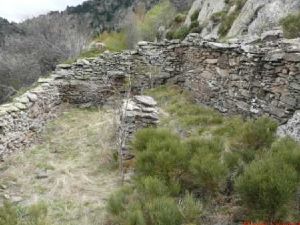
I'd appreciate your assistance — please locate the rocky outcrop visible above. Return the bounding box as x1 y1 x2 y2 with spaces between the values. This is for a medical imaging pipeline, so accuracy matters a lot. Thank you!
184 0 226 39
278 111 300 141
228 0 300 38
184 0 300 39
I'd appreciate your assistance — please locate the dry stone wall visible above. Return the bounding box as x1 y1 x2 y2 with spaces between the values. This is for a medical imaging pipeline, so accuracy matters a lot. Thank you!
119 95 159 160
1 33 300 158
0 78 61 157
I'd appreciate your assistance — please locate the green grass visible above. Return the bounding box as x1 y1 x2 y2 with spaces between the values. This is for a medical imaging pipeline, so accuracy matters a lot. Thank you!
0 201 50 225
146 85 223 135
280 12 300 38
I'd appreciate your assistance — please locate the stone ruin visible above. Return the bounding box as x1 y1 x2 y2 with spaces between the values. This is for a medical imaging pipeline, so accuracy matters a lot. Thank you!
1 33 300 158
119 95 159 160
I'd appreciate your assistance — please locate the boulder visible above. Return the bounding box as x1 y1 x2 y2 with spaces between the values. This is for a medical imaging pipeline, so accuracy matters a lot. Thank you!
278 111 300 141
134 96 157 107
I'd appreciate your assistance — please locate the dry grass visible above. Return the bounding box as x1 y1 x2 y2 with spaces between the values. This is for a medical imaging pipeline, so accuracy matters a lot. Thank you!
0 105 121 225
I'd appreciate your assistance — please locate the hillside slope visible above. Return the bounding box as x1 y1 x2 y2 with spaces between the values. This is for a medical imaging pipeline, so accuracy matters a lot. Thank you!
184 0 300 39
0 0 165 104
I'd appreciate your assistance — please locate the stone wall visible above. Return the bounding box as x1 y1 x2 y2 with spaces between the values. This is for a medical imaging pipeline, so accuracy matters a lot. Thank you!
1 33 300 158
119 95 159 160
0 78 61 157
138 35 300 124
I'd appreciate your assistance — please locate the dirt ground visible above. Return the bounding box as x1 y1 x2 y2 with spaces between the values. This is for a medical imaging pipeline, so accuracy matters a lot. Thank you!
0 105 121 225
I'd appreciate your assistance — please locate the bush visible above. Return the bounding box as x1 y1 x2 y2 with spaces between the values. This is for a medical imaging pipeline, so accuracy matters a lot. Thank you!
125 209 146 225
106 186 133 216
172 26 190 40
189 138 228 193
191 10 200 22
229 117 277 152
133 128 189 186
174 13 186 23
189 21 199 30
137 176 172 198
235 158 298 221
145 197 183 225
271 138 300 174
179 193 202 224
280 12 300 38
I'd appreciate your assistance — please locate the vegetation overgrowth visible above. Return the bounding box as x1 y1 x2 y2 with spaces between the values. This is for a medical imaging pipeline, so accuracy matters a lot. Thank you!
280 12 300 38
106 85 300 224
218 0 247 37
88 0 176 53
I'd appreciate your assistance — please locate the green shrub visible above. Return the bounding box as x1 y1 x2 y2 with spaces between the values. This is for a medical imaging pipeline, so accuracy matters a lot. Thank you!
172 26 190 40
271 138 300 174
235 158 298 221
235 0 247 10
174 13 186 23
106 186 133 216
132 128 178 153
133 129 189 186
125 209 146 225
107 192 147 225
189 26 203 34
166 30 175 40
189 21 199 30
189 139 228 193
137 176 172 198
145 197 183 225
229 117 277 152
179 193 202 224
280 12 300 38
191 10 200 22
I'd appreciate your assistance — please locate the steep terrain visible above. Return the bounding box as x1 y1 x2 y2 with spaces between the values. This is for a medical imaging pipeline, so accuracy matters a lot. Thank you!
0 0 164 104
184 0 300 39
